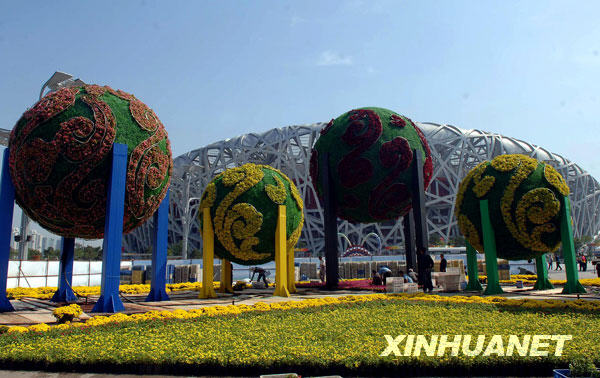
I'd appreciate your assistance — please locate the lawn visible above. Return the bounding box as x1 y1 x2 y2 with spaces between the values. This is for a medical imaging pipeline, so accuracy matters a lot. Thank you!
0 295 598 376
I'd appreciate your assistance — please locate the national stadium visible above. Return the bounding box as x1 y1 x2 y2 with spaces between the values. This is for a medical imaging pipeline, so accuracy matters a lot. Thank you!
124 122 600 256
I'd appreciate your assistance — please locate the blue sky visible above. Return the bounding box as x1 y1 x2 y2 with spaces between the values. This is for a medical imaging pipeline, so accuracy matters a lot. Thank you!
1 1 599 243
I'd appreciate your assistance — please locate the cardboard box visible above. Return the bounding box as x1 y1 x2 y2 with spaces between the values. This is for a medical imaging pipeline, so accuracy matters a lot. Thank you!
132 270 144 284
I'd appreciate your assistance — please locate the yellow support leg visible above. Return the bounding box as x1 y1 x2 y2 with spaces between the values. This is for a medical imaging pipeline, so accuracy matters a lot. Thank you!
287 247 296 294
199 208 217 299
219 258 233 293
274 205 289 297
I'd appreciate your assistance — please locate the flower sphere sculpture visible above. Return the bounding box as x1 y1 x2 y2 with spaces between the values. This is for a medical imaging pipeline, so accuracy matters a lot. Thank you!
199 163 304 265
309 107 433 223
8 85 172 239
455 154 570 260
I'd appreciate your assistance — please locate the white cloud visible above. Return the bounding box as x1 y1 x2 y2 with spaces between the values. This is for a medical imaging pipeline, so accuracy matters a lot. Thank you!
316 51 353 66
290 15 306 26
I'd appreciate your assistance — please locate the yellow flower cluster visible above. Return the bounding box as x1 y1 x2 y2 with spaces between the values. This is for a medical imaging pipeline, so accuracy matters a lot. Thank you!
476 274 600 287
514 187 561 252
199 182 216 210
471 163 495 198
6 282 213 300
265 175 287 204
258 164 304 251
497 155 562 252
490 154 522 172
458 214 483 252
213 164 266 261
226 203 263 257
456 161 487 211
544 164 570 196
52 304 83 322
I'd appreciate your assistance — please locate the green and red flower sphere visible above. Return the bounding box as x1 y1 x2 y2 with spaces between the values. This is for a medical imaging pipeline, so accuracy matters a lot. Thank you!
8 85 172 239
199 163 304 265
455 154 570 260
309 107 433 223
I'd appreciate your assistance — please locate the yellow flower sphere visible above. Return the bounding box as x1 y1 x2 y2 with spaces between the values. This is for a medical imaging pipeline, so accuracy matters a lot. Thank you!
199 164 304 265
455 154 569 260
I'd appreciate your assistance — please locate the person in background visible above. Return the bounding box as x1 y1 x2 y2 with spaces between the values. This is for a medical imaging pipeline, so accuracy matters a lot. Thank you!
577 255 583 271
547 254 553 270
582 255 587 271
408 268 418 283
399 270 413 283
250 266 268 285
372 270 383 286
596 261 600 278
555 253 563 271
417 247 434 293
378 265 392 285
319 256 326 283
440 254 447 272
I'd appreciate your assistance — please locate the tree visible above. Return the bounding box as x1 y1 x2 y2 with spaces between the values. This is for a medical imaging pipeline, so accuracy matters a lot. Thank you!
74 246 102 260
190 248 202 259
43 247 60 260
574 235 593 254
449 235 466 247
167 241 183 257
428 234 445 247
28 249 41 260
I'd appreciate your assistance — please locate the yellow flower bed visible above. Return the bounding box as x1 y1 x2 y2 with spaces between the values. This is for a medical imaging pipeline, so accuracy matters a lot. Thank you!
475 275 600 287
1 293 598 376
53 304 83 322
6 282 210 300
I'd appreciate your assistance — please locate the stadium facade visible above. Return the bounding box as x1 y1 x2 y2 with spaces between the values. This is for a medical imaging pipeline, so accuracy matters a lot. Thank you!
124 122 600 256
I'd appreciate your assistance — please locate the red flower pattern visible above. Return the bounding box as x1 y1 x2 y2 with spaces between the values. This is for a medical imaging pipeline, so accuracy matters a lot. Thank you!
8 85 172 239
337 109 382 188
390 114 406 128
412 121 433 189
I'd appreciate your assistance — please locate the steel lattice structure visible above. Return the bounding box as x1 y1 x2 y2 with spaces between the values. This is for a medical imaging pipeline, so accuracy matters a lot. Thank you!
124 122 600 256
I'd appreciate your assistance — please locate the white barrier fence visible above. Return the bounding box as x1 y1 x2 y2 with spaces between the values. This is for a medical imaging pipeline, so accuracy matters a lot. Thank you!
7 260 103 289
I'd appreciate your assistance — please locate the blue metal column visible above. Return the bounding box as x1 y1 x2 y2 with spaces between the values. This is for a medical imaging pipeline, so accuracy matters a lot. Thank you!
0 149 15 312
92 144 128 313
146 189 170 302
51 237 77 303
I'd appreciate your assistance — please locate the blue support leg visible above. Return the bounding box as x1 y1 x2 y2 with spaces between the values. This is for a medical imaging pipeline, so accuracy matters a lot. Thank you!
51 237 77 303
92 144 128 313
0 149 15 312
146 189 170 302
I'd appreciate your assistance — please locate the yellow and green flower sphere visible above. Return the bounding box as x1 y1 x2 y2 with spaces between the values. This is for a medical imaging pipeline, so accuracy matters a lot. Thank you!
199 163 304 265
8 85 172 239
455 154 570 260
309 107 433 223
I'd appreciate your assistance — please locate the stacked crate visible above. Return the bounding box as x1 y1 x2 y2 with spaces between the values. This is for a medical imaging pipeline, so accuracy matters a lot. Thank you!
166 264 175 284
131 265 145 284
189 264 201 283
477 259 510 280
120 269 132 284
498 259 510 280
338 263 345 279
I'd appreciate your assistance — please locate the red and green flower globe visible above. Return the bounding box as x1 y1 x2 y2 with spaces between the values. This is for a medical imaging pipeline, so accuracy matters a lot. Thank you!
455 154 570 260
199 163 304 265
309 107 433 223
8 85 172 239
